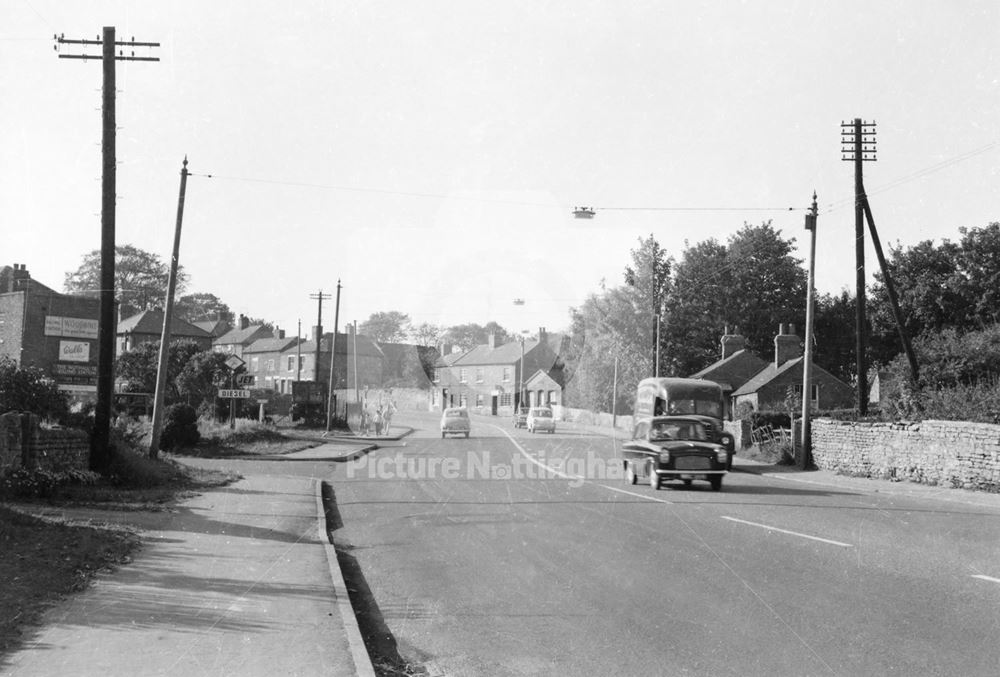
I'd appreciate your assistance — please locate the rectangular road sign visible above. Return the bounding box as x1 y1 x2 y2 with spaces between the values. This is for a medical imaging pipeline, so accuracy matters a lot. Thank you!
218 389 251 399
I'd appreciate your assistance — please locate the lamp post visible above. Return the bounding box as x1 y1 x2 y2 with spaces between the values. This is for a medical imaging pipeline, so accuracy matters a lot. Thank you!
519 336 525 409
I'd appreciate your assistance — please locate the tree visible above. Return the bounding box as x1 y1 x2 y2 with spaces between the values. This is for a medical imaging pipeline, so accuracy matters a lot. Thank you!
722 222 807 355
64 244 187 318
625 235 673 372
442 323 488 351
411 322 443 347
661 238 730 376
813 290 858 383
957 223 1000 327
115 340 203 403
0 356 69 421
176 350 231 411
175 293 234 325
360 311 411 344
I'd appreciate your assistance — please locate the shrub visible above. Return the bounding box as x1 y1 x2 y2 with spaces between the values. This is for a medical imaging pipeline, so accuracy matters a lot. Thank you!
160 403 200 450
106 446 185 488
0 467 100 500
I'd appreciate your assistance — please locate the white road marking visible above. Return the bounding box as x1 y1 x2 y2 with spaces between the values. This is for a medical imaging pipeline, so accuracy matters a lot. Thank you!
721 516 853 548
492 424 673 505
971 574 1000 585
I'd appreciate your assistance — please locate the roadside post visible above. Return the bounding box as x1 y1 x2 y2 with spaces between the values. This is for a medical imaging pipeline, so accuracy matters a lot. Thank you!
223 355 247 429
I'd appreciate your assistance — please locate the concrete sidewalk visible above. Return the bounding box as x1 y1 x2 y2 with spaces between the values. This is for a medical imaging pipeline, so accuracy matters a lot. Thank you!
1 471 374 677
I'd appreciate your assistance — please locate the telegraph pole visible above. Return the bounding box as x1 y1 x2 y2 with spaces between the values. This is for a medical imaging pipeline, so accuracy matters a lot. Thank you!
149 157 189 459
842 118 876 416
325 280 342 432
55 28 159 471
309 290 330 381
800 192 818 469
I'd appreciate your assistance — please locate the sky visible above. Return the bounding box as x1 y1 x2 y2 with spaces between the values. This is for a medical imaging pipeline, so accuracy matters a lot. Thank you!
2 1 998 341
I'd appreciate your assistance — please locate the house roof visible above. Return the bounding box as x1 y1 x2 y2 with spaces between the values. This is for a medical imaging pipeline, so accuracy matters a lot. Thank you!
731 357 803 396
243 337 300 354
690 349 770 393
290 333 385 358
117 310 212 338
524 369 563 389
193 319 231 337
453 333 566 367
215 324 272 346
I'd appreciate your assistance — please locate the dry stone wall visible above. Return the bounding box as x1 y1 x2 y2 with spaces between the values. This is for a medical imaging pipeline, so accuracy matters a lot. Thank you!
812 418 1000 491
0 412 89 473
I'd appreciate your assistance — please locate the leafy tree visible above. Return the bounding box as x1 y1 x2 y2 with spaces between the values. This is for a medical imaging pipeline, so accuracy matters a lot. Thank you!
442 323 490 351
625 235 673 371
483 321 514 346
64 244 187 318
114 340 203 403
243 317 276 333
661 238 730 376
175 292 233 325
411 322 443 347
812 290 858 383
722 222 807 354
360 311 411 343
0 356 70 421
957 223 1000 327
176 351 231 409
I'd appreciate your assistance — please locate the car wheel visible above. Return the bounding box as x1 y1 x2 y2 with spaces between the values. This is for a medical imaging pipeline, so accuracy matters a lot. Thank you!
441 432 446 439
625 462 637 485
710 475 723 491
648 462 661 490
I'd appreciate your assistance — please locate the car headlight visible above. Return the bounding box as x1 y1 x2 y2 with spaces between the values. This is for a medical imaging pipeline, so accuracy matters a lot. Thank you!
715 449 728 463
659 450 670 464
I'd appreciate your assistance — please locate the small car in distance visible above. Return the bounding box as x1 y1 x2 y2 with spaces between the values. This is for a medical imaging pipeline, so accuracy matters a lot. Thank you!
440 407 470 438
512 407 529 429
526 406 556 433
621 416 728 491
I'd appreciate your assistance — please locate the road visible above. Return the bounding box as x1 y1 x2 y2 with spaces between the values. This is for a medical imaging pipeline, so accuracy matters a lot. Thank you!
326 411 1000 676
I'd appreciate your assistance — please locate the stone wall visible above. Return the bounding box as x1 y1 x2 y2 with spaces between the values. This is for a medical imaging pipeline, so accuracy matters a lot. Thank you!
0 412 89 473
812 418 1000 491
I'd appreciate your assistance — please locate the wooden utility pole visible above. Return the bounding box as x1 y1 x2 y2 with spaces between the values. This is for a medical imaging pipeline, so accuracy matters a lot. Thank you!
325 280 342 432
149 157 189 458
55 28 159 471
309 290 330 381
842 118 876 416
800 192 818 470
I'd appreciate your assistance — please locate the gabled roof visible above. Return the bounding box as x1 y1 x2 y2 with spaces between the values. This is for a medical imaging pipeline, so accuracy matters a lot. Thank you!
243 337 300 354
524 369 563 389
453 332 566 367
690 349 770 393
193 319 230 337
117 310 211 338
215 324 272 346
731 357 803 396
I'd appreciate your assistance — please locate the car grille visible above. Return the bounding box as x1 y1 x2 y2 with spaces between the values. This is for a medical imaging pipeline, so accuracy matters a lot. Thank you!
674 456 711 471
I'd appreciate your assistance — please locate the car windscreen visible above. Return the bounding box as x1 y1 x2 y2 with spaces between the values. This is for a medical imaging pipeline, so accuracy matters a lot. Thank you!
531 409 552 417
650 421 706 441
666 399 722 419
445 410 467 417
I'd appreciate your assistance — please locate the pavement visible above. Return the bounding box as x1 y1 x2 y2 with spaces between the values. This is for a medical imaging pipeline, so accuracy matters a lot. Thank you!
0 436 394 677
4 419 997 677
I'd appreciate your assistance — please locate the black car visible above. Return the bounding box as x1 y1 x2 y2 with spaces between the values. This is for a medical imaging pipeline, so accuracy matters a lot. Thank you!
622 416 728 491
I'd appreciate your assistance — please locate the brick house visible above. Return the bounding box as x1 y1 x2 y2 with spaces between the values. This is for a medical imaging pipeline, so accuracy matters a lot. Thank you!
431 328 567 415
116 309 213 355
212 314 273 357
694 324 854 414
244 326 385 396
0 264 100 399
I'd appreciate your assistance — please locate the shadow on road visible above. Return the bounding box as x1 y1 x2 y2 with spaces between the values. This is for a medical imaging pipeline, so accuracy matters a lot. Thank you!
321 482 430 677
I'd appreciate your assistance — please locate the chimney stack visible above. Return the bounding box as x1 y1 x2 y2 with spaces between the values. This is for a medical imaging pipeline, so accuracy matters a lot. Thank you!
488 333 497 349
774 323 802 368
538 327 547 344
239 314 250 330
721 332 746 359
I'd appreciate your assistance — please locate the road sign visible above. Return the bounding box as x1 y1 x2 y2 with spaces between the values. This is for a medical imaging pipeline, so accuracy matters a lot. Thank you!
218 389 251 399
237 374 255 387
224 355 245 371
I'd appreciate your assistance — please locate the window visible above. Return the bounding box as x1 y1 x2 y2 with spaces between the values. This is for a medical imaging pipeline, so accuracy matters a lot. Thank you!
475 367 484 383
459 394 468 407
266 359 274 372
476 393 484 407
500 393 512 407
459 368 467 383
251 357 259 372
433 369 440 383
287 356 295 371
502 366 511 382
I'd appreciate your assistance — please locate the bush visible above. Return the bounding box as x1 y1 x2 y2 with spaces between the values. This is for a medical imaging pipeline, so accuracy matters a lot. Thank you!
106 446 185 488
160 403 200 450
0 467 100 500
0 356 70 422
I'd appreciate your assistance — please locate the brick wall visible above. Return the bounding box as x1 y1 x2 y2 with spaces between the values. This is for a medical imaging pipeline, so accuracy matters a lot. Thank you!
0 412 89 473
812 418 1000 491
